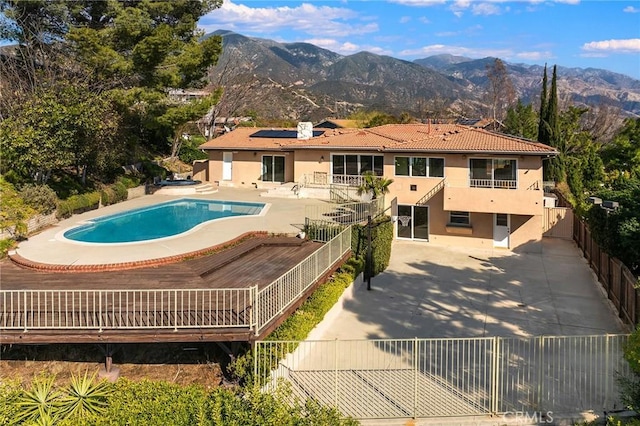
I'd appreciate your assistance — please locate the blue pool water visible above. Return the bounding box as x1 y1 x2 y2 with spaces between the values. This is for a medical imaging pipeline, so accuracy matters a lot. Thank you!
63 199 265 243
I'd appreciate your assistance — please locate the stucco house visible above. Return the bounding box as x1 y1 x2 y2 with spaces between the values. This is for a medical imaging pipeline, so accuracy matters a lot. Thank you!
197 123 558 252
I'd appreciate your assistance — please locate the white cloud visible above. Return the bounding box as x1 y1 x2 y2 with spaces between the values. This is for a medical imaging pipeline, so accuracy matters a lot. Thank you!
303 38 393 57
514 50 554 61
471 3 502 15
582 39 640 54
400 16 412 23
398 43 512 58
623 6 640 13
199 0 377 38
388 0 447 6
419 16 431 24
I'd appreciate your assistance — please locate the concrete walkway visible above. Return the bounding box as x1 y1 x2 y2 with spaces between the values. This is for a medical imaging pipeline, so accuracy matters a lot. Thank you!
13 187 326 266
316 238 625 339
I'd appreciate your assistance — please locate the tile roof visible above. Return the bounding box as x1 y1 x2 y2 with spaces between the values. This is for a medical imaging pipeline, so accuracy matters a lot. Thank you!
199 124 558 156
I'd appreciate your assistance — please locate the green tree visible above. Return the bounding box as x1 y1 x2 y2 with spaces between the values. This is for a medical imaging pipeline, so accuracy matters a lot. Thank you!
157 90 222 159
1 0 224 175
601 117 640 181
558 106 604 198
0 82 123 184
503 99 538 139
587 178 640 273
544 66 564 182
537 64 548 143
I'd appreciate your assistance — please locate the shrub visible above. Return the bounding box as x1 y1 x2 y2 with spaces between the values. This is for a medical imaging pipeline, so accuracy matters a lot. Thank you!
19 183 59 215
116 175 141 189
351 216 393 276
89 379 206 426
56 192 101 219
0 176 35 239
0 238 17 258
141 160 168 182
179 144 208 164
0 380 22 426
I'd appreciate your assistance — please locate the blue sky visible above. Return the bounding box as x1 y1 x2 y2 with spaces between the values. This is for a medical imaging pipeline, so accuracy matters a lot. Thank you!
199 0 640 79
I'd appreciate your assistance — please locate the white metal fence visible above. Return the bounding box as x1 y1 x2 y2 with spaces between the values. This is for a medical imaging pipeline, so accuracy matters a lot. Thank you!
1 288 254 331
1 227 352 336
255 335 630 419
254 226 352 335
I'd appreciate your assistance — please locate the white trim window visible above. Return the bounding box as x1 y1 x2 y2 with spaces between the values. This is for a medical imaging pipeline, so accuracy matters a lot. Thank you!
395 156 444 178
469 158 517 189
331 154 383 185
449 211 470 226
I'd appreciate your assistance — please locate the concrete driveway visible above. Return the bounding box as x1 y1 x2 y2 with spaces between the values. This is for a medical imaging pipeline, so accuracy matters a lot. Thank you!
317 237 625 339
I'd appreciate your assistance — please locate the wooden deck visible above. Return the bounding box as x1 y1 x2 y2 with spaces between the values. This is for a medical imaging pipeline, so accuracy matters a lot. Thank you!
0 236 346 344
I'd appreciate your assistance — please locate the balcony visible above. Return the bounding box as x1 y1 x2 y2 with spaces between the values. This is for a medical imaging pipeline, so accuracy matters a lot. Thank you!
469 179 517 189
443 180 544 216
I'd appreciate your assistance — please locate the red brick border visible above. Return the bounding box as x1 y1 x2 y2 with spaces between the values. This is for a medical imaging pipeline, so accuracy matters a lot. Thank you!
9 231 270 273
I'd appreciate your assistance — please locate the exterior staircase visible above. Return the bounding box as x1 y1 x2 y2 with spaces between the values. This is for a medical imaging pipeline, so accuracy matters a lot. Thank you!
416 178 446 205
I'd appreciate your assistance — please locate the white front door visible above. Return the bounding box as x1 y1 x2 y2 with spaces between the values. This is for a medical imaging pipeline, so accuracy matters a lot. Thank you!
222 152 233 181
493 213 510 248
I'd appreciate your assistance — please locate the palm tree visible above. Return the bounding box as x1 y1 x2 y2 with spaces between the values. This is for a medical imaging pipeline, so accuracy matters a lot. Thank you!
356 171 394 200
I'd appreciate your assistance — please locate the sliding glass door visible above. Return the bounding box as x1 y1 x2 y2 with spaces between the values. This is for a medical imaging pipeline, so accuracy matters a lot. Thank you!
262 155 285 182
397 205 429 240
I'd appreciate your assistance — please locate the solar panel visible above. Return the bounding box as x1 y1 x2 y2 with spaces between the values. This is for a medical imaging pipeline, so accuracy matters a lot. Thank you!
250 130 324 138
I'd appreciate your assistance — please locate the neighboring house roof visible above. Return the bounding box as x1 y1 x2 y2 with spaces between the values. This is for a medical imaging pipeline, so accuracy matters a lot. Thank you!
314 119 361 129
199 123 558 156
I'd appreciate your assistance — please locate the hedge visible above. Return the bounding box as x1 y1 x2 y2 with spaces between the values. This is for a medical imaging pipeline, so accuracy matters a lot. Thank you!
351 216 393 276
56 191 101 219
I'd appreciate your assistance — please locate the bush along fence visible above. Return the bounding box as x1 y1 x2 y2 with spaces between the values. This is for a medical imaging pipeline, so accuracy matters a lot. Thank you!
573 214 639 327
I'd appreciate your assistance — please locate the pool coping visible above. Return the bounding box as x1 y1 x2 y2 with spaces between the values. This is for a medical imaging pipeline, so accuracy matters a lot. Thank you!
9 231 269 273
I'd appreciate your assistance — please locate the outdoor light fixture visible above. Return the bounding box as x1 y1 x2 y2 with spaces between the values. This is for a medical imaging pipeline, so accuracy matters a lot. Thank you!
320 155 324 163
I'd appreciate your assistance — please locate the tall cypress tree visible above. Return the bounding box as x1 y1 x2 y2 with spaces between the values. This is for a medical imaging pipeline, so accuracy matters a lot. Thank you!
537 64 548 143
547 65 559 148
545 65 565 182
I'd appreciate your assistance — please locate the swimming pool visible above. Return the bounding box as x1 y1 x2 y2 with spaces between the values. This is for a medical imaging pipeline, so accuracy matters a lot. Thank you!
63 199 265 244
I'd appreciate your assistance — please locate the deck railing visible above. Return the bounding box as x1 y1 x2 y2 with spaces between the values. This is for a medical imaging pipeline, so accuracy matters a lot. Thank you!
253 226 351 335
1 288 254 331
1 227 352 336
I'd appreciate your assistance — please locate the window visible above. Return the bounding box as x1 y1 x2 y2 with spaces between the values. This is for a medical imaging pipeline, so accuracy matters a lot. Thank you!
429 158 445 177
469 158 517 188
449 211 470 226
332 154 383 177
395 156 445 177
395 157 410 176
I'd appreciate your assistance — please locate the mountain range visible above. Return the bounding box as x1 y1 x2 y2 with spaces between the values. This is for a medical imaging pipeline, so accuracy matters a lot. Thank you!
205 30 640 123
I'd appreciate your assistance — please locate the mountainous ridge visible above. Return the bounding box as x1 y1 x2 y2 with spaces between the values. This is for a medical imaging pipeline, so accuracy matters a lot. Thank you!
206 30 640 122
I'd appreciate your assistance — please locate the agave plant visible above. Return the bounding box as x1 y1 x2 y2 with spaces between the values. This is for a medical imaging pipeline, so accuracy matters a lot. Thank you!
56 371 111 419
15 374 61 424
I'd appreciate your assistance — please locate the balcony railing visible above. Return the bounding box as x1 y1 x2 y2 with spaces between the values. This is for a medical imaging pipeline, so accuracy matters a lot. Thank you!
332 175 364 187
469 178 517 189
